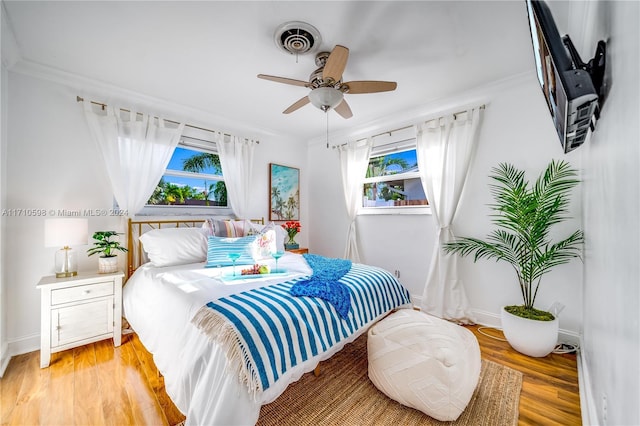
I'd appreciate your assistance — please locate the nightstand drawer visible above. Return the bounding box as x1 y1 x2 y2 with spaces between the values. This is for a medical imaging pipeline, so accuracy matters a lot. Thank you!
51 281 114 305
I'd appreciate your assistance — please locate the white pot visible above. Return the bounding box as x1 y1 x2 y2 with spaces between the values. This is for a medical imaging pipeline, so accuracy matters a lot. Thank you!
98 256 119 274
500 306 559 357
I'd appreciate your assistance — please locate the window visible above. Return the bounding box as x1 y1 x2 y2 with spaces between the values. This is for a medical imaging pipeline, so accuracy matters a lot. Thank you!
146 136 227 208
362 133 428 212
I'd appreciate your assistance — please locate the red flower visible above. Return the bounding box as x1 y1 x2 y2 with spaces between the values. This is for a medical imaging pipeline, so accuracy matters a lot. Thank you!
282 221 301 238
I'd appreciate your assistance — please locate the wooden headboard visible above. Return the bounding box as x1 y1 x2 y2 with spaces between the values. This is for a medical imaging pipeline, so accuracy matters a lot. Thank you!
126 217 264 279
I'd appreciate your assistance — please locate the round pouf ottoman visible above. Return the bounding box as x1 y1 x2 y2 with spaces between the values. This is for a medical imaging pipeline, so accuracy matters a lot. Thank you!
367 309 481 421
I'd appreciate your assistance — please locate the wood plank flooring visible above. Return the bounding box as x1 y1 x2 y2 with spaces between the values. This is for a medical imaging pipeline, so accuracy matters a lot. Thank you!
0 325 580 425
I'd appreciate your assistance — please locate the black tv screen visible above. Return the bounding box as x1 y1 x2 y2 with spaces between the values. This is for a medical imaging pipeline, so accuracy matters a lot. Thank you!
525 0 598 153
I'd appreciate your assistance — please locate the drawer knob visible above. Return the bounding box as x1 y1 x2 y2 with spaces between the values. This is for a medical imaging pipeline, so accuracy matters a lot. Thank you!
83 290 91 295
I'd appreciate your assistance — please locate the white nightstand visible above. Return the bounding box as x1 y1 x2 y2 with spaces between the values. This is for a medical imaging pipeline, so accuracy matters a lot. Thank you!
37 270 124 368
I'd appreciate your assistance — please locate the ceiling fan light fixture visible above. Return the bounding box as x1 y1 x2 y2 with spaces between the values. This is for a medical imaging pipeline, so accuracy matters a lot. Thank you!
308 87 343 111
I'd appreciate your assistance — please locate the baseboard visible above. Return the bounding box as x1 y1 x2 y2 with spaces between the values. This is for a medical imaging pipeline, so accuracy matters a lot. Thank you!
1 334 41 376
577 338 598 425
0 342 10 377
7 333 40 358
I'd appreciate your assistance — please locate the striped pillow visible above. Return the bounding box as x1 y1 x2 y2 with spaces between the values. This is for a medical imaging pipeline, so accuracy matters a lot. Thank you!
205 235 256 267
202 219 251 237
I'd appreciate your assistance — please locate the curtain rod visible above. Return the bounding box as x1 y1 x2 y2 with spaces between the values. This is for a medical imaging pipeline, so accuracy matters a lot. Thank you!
76 96 259 144
331 104 485 149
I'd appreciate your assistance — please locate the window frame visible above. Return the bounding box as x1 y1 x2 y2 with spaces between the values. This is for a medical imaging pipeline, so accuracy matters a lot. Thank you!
138 136 233 216
358 131 431 216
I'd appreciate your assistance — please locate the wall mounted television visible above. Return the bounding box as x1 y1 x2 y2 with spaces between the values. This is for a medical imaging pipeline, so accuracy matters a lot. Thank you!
525 0 606 153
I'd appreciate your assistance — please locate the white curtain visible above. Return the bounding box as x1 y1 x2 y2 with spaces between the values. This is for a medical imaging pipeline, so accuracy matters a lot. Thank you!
216 134 257 219
417 107 483 324
83 103 185 216
338 138 373 262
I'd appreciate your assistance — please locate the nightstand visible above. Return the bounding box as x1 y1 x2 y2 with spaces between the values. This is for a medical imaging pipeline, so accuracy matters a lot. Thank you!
287 247 309 254
37 270 124 368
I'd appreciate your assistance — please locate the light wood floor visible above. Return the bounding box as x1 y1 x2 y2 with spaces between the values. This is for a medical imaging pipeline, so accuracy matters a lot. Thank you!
0 325 580 425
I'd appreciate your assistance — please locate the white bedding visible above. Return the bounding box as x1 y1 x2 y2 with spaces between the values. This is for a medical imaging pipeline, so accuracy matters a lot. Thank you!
123 253 393 425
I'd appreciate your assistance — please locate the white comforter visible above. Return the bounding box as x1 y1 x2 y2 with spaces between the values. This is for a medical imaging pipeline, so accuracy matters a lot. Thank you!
123 253 382 425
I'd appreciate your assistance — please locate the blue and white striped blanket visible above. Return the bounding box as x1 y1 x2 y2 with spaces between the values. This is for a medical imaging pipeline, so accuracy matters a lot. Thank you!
191 262 411 398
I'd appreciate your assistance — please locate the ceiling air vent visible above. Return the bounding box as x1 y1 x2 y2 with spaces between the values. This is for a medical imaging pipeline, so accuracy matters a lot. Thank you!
274 21 322 56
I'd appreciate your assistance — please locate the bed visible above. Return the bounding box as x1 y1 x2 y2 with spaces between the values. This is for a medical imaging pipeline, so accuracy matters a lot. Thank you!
123 218 412 425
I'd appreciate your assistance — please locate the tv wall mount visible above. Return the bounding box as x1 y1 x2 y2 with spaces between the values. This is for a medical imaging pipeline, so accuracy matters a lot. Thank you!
562 35 607 116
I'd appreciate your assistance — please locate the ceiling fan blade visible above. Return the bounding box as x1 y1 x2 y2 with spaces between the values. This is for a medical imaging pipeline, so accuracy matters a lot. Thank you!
258 74 310 88
323 45 349 83
343 80 398 94
334 99 353 119
283 96 310 114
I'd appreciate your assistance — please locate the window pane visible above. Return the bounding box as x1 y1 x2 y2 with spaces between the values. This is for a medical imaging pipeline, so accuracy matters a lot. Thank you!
363 176 428 207
363 147 428 208
367 150 418 178
169 147 221 175
147 146 227 206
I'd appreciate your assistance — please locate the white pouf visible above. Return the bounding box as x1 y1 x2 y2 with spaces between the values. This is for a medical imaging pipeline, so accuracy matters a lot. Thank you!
367 309 481 421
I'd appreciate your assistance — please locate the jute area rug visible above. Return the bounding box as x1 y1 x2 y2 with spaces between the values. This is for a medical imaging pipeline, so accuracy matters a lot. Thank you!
257 333 522 426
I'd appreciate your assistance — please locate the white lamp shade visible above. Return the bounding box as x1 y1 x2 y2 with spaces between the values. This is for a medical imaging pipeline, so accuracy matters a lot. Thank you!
44 218 89 248
308 87 344 110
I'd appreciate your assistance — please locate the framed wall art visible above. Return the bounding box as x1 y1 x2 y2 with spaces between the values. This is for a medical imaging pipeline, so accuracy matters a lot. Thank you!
269 163 300 221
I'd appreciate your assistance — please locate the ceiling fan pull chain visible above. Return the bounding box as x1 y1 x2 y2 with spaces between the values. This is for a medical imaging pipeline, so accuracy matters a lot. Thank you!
326 111 329 148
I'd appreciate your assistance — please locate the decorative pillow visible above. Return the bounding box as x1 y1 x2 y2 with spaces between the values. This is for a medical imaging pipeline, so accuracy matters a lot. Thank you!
248 222 287 253
205 235 257 268
251 229 277 260
139 227 208 267
202 218 252 237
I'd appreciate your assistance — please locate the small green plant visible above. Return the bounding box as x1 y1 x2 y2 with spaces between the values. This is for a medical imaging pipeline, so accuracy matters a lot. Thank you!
443 160 584 320
87 231 128 258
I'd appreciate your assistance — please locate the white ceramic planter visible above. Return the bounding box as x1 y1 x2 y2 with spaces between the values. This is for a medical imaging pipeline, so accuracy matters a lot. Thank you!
98 256 119 274
500 307 559 357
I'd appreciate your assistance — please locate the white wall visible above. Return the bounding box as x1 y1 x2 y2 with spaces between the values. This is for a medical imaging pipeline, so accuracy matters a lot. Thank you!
566 1 639 425
308 73 584 336
0 3 7 376
2 70 308 355
4 72 121 352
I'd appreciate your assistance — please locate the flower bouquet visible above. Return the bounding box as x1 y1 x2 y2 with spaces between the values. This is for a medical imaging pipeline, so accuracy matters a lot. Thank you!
282 221 301 249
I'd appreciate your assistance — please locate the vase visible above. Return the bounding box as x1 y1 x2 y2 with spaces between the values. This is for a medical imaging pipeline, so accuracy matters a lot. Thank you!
500 306 559 357
98 256 119 274
284 234 299 250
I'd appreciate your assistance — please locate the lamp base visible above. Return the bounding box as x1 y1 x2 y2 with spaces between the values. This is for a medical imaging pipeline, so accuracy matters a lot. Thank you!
54 247 78 279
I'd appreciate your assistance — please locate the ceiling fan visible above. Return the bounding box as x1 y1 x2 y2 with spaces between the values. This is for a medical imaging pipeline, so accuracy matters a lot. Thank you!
258 45 397 119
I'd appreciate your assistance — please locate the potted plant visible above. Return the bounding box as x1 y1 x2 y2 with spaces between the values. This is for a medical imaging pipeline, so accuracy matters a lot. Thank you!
87 231 128 274
443 160 583 357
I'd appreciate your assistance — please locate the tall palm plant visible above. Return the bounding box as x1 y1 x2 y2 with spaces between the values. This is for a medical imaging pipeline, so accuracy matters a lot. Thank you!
443 160 583 319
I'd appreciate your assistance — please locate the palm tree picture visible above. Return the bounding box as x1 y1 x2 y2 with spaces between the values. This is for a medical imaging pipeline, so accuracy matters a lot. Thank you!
269 164 300 221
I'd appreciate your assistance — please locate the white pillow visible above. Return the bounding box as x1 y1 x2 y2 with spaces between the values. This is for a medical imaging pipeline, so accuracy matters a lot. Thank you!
139 227 208 267
249 222 287 253
251 229 277 260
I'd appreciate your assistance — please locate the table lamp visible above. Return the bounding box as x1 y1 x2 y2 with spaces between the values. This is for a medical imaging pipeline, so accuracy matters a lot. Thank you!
44 218 88 278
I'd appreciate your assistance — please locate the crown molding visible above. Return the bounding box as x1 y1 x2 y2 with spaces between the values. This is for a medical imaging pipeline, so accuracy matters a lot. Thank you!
308 70 535 148
8 58 288 141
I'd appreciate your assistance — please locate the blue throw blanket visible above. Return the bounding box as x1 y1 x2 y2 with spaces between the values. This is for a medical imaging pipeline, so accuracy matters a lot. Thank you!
290 254 352 318
192 263 412 398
